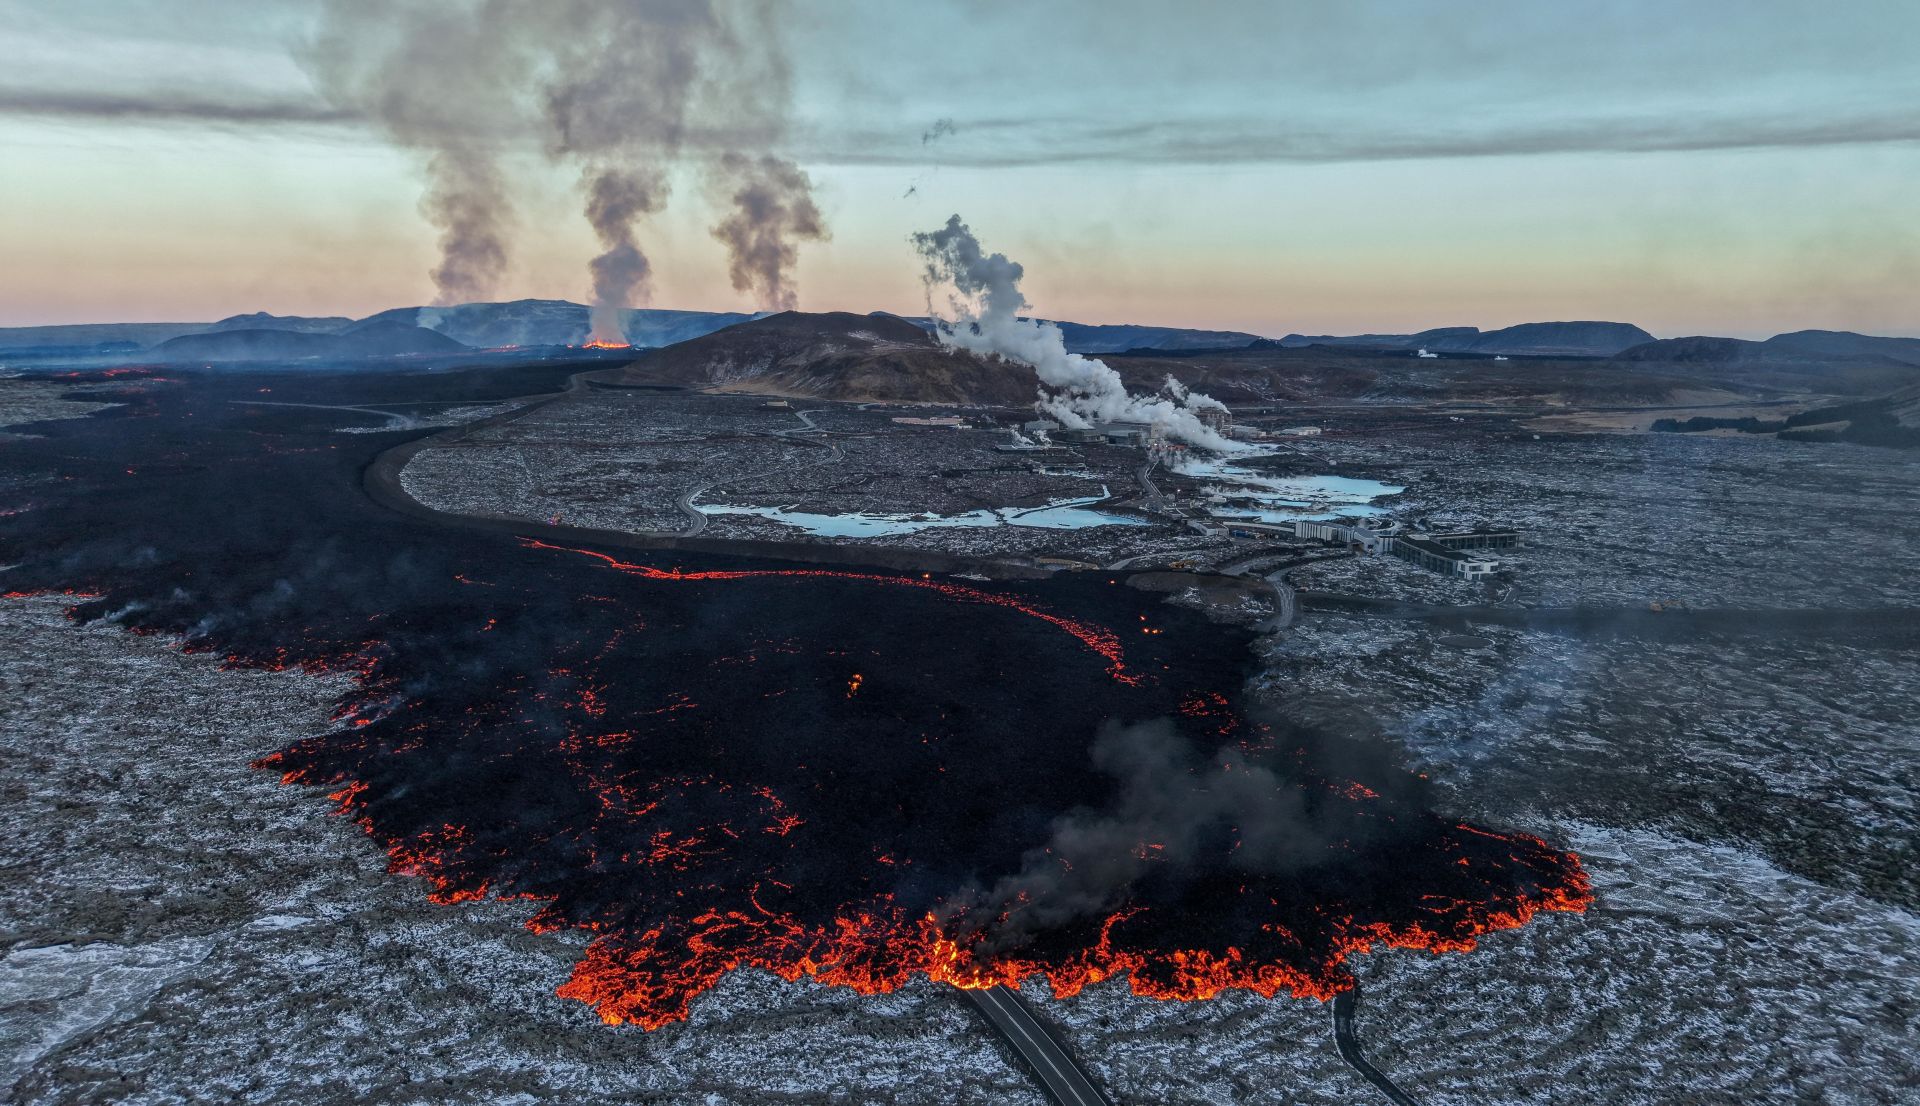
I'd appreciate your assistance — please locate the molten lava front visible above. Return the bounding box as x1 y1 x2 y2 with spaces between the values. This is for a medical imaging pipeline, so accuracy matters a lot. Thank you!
261 540 1590 1030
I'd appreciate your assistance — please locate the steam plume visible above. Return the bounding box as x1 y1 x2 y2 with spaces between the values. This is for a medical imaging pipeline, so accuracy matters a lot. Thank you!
911 215 1242 451
421 149 515 305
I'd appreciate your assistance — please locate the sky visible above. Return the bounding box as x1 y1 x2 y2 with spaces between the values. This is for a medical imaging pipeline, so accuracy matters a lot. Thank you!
2 0 1917 337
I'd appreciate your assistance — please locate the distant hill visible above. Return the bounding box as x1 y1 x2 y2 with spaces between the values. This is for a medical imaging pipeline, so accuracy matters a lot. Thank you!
10 300 1915 376
1281 321 1654 357
896 316 1263 353
207 312 354 334
1616 330 1920 368
1760 330 1920 365
1284 325 1486 353
1045 321 1264 353
353 300 760 349
151 322 465 362
0 322 209 353
617 310 1038 404
1457 321 1655 357
1613 336 1764 363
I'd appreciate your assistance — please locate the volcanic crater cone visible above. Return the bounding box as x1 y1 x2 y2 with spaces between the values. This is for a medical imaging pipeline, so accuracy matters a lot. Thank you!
614 310 1040 404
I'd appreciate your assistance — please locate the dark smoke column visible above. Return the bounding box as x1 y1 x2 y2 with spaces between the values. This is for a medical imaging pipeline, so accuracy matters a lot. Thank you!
310 0 828 334
583 168 669 343
709 153 828 312
307 0 532 306
537 1 729 343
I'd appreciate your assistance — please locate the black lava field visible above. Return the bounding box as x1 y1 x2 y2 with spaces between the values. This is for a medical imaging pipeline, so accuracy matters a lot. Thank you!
0 361 1589 1029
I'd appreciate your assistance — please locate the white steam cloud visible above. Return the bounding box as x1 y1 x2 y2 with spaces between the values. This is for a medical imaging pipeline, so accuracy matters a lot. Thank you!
910 215 1243 452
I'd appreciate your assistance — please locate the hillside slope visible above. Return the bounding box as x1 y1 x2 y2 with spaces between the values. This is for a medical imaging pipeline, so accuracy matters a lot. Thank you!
151 322 466 362
1281 321 1653 357
616 311 1039 403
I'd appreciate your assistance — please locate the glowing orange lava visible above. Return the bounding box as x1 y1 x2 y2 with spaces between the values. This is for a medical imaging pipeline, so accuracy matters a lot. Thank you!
540 838 1593 1029
520 538 1138 683
242 539 1591 1036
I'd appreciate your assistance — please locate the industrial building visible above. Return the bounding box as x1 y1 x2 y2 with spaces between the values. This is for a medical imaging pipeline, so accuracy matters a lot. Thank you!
1424 527 1519 551
1046 421 1164 446
1388 535 1501 579
1264 515 1514 579
1195 507 1517 582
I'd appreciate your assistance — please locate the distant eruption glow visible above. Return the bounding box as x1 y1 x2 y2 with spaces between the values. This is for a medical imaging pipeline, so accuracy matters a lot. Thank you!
912 215 1245 453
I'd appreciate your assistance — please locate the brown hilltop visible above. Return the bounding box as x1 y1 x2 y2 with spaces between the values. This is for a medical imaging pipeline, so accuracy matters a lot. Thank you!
611 311 1039 404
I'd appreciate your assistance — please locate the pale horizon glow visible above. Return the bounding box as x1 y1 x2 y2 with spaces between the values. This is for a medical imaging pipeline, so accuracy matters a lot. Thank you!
3 0 1918 339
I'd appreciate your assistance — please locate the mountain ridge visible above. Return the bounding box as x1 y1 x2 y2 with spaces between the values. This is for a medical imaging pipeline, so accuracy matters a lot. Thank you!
150 321 466 362
1280 320 1655 358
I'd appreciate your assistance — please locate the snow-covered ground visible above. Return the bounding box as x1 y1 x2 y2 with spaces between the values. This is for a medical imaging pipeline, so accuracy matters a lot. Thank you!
6 589 1916 1104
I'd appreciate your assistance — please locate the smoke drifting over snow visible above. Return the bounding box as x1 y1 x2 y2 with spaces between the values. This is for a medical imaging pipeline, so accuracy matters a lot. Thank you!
945 719 1419 952
709 154 828 312
911 215 1242 451
307 0 825 335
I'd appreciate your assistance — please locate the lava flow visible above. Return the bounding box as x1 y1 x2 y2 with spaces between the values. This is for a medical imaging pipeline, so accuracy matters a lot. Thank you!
0 365 1592 1035
520 538 1137 682
254 539 1590 1030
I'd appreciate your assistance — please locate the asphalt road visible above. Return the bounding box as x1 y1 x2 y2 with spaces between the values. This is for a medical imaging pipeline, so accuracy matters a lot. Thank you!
1261 573 1297 631
1132 458 1164 509
231 399 419 429
964 986 1116 1106
1332 989 1421 1106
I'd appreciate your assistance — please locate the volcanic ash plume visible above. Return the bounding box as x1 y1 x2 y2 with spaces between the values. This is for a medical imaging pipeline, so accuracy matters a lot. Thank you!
421 149 515 305
945 719 1393 952
709 154 828 312
911 215 1242 451
307 0 530 305
535 1 724 343
310 0 827 336
583 168 668 342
